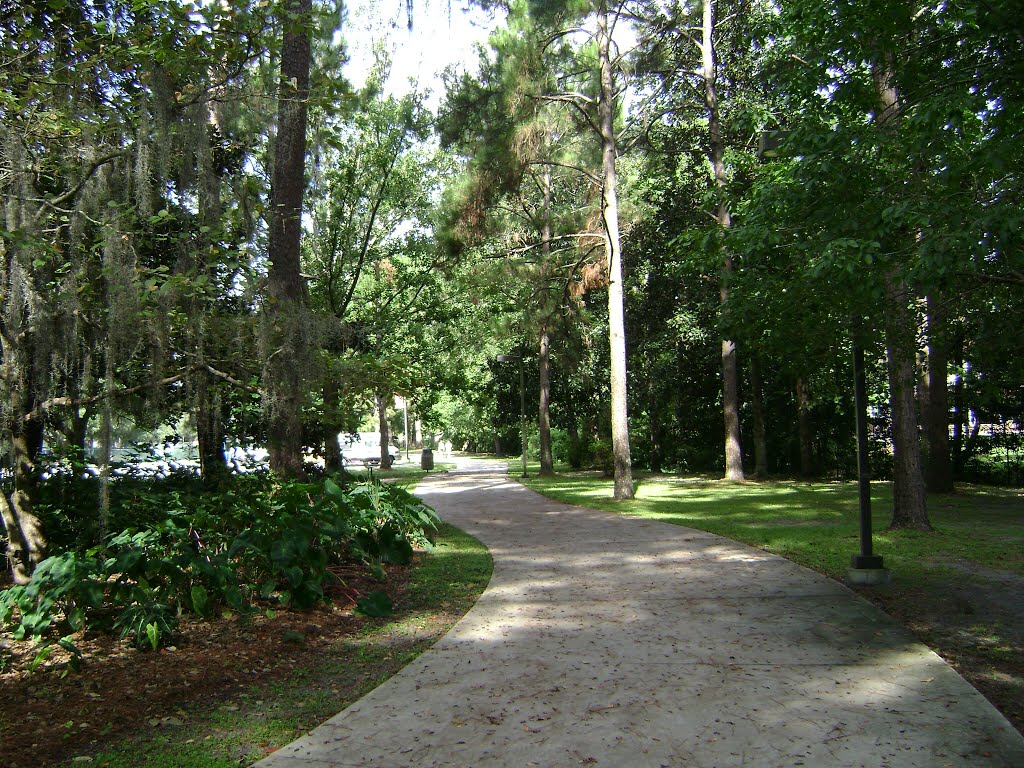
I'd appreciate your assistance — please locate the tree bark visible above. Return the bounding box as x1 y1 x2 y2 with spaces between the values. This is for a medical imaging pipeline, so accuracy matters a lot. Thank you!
264 0 313 479
796 375 814 478
1 380 47 584
923 293 953 492
323 378 342 472
703 0 744 481
196 368 229 486
885 274 931 530
59 406 91 457
873 53 930 530
952 342 965 476
597 0 634 500
648 375 664 474
750 354 768 478
538 166 555 477
567 418 582 470
377 392 392 470
538 326 554 475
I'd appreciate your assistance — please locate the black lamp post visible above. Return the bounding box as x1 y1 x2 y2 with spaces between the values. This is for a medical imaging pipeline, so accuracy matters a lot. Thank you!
851 343 883 566
758 134 889 585
848 331 890 585
497 353 528 478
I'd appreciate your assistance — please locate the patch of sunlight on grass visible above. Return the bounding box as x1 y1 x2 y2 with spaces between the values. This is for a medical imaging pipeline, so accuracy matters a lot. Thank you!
524 472 1024 581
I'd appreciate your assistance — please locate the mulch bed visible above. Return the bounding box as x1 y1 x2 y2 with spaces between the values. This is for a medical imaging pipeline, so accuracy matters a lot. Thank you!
0 565 410 768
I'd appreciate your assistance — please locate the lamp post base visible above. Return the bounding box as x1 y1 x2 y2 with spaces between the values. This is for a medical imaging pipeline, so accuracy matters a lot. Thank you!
851 554 885 570
847 559 891 586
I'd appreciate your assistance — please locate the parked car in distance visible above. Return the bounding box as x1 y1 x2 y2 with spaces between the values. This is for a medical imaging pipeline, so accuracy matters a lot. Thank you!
338 432 396 466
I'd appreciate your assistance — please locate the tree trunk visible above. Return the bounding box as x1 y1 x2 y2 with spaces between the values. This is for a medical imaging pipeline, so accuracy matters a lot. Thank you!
1 382 46 584
264 0 313 479
52 400 92 461
923 293 953 492
538 326 554 476
377 392 392 470
65 407 91 457
648 376 663 474
97 355 114 538
323 377 342 472
567 419 582 470
952 343 965 476
538 166 555 477
885 273 931 530
796 375 814 478
873 52 930 530
703 0 744 481
750 354 768 478
196 369 229 486
597 0 634 500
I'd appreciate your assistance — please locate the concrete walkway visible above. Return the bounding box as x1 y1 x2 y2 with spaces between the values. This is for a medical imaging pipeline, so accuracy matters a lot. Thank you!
256 457 1024 767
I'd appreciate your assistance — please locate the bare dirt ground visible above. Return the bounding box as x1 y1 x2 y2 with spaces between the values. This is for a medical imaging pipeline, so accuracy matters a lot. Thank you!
0 565 414 768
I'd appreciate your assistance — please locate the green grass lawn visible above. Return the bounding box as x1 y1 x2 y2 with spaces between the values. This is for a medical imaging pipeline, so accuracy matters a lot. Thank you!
523 472 1024 581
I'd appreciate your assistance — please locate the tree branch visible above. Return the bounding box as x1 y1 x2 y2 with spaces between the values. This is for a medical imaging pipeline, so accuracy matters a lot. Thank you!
531 93 602 137
204 364 260 393
528 159 602 186
33 150 125 224
27 371 189 421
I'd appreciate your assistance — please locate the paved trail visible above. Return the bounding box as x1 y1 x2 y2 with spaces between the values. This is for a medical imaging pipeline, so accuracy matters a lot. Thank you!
255 457 1024 767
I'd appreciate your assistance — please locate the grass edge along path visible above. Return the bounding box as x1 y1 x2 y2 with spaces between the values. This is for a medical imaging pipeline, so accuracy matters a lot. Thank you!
522 473 1024 579
522 471 1024 736
61 521 492 768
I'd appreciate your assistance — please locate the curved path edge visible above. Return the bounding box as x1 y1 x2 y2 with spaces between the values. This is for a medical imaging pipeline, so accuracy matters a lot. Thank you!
255 456 1024 767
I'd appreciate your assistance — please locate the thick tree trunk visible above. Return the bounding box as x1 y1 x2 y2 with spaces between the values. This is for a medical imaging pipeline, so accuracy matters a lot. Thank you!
264 0 313 479
750 354 768 478
721 338 744 480
52 399 92 460
885 274 931 530
597 0 634 500
796 376 814 478
196 369 229 485
923 293 953 492
1 383 46 584
873 52 930 530
64 407 91 457
377 392 392 470
703 0 744 481
538 327 554 476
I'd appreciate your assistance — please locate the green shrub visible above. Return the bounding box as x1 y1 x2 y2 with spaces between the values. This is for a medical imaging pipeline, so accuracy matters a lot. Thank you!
567 434 590 469
0 474 441 663
590 438 614 477
526 428 573 465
